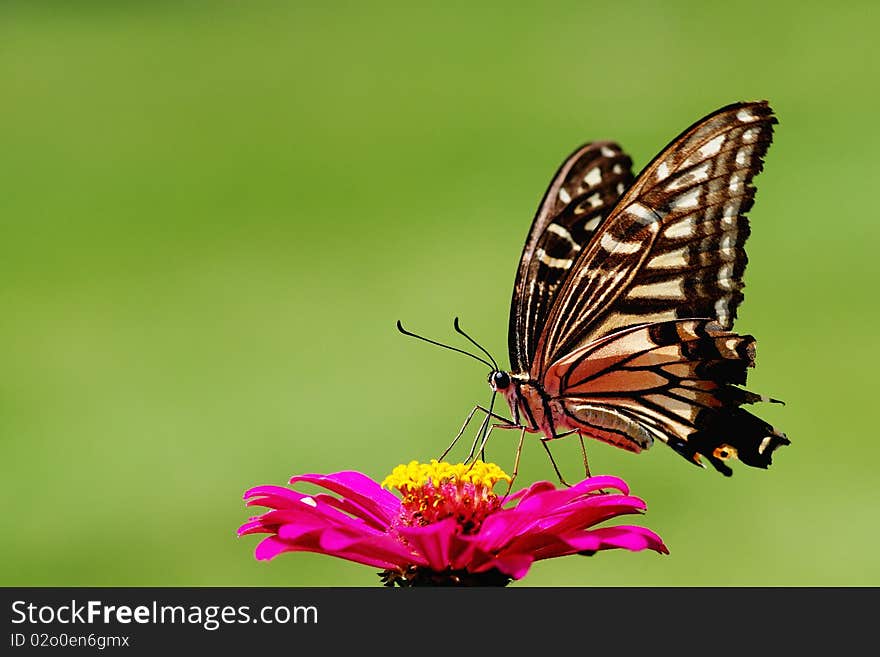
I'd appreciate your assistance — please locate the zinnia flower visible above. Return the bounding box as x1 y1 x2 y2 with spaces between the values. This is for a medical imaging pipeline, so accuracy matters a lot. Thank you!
239 460 667 586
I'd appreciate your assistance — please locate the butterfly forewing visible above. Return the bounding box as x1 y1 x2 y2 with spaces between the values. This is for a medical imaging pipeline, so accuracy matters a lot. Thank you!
508 141 634 373
533 102 776 375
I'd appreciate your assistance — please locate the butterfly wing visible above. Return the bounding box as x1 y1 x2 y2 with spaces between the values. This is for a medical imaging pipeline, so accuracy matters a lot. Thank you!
543 319 789 476
533 101 776 375
508 142 635 373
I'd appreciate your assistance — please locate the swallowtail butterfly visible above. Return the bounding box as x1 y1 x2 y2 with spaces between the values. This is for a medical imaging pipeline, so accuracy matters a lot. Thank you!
402 101 790 477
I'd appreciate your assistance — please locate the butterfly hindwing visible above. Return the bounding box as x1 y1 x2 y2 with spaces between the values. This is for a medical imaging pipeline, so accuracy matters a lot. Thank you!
508 142 634 373
543 319 789 475
532 102 776 375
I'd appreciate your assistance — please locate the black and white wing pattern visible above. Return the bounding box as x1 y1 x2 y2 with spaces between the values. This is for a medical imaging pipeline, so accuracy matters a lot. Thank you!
533 101 776 375
508 141 634 373
543 319 789 476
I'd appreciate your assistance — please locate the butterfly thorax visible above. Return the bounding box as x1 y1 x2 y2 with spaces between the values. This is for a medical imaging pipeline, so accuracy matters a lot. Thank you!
495 372 560 438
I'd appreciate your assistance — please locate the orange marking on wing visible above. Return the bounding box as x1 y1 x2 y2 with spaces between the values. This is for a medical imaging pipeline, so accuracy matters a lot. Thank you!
566 369 668 395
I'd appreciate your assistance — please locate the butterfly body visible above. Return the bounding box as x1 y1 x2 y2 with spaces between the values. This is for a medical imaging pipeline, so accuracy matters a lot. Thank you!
494 371 656 452
493 373 555 436
490 101 789 477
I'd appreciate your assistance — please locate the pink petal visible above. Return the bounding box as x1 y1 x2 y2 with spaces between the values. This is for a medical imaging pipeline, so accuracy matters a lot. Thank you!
277 517 343 542
518 496 649 537
586 525 669 553
244 479 398 531
449 539 484 572
245 503 387 538
479 553 534 580
266 520 420 569
238 518 271 536
527 526 669 560
289 471 400 521
316 527 421 566
512 481 557 506
514 480 632 518
310 493 397 531
243 490 375 532
396 517 458 572
469 508 524 551
243 485 314 508
573 475 630 496
254 535 297 561
255 534 402 570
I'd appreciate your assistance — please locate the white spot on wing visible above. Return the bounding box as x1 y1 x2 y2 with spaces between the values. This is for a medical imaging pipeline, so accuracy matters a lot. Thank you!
722 200 741 227
743 128 758 142
600 231 643 255
536 247 574 269
736 146 753 167
720 229 738 251
758 435 773 455
664 217 696 240
666 162 711 191
648 247 689 269
736 108 756 122
601 146 616 157
690 162 711 182
718 263 734 290
583 216 601 231
714 296 731 325
558 187 571 204
301 496 317 507
584 167 602 186
547 223 581 251
729 171 744 194
616 182 625 193
723 337 741 356
629 281 685 300
628 202 659 225
656 162 670 180
699 135 725 158
672 188 701 209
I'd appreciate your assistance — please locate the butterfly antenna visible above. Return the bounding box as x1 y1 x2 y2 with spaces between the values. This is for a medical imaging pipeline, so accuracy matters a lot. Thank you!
396 320 494 369
453 317 498 370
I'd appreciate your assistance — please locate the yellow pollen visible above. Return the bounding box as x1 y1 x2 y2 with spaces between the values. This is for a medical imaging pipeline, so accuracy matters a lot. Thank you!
381 459 511 492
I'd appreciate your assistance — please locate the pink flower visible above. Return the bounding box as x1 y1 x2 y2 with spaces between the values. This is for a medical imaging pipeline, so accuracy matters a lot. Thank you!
239 460 668 586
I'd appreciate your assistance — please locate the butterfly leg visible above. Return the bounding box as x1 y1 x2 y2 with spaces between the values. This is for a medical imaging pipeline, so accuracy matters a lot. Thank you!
441 405 515 462
540 438 571 487
464 406 516 463
574 433 607 492
468 416 521 466
578 432 592 479
440 406 481 461
467 412 492 463
503 427 527 497
538 429 580 487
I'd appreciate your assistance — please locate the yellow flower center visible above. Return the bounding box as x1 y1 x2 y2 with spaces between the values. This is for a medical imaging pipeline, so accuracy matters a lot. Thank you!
382 460 511 532
382 459 511 491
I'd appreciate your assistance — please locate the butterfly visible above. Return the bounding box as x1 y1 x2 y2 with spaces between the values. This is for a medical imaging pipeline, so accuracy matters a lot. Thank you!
400 101 789 477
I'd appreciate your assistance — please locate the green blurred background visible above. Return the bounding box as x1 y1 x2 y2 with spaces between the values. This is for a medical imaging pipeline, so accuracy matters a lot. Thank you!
1 0 877 587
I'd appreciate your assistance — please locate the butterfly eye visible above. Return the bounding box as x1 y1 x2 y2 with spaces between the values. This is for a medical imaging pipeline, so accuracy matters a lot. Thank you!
492 371 511 390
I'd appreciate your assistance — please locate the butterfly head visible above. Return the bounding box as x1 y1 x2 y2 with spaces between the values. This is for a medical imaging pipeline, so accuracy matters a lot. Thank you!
488 370 511 392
